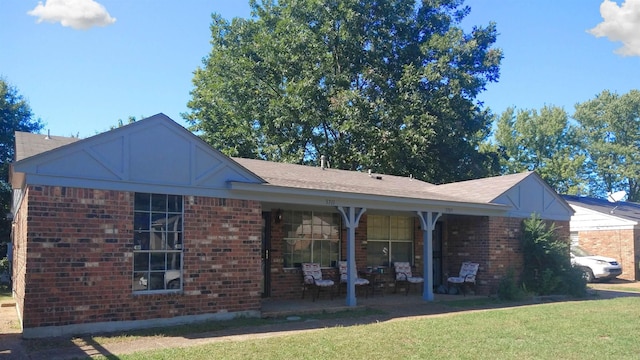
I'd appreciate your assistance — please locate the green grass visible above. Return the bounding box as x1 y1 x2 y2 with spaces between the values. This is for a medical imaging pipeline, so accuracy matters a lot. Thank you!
25 308 383 352
92 298 640 360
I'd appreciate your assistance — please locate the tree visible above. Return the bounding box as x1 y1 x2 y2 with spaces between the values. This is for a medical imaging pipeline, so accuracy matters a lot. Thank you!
491 105 587 194
185 0 502 183
0 79 44 256
573 90 640 202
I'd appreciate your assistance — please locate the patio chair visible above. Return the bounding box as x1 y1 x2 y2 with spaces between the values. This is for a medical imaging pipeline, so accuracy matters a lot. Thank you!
338 261 370 297
447 262 479 296
393 262 424 295
301 263 335 301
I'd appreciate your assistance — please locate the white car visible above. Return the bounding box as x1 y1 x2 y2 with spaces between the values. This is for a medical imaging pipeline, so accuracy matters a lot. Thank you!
570 246 622 282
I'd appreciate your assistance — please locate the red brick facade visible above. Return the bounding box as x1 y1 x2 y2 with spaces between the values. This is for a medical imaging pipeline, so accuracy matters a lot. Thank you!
13 185 262 335
13 185 572 336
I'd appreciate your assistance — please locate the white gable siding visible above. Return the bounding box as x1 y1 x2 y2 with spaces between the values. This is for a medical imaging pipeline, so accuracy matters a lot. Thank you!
12 114 263 197
492 175 572 221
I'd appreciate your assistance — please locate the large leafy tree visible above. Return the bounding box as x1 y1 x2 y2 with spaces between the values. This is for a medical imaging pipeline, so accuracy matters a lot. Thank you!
491 105 587 194
0 79 44 256
573 90 640 202
185 0 502 183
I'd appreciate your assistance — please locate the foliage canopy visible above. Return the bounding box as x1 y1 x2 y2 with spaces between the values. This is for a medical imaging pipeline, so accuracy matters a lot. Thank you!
186 0 502 183
573 89 640 202
0 79 43 256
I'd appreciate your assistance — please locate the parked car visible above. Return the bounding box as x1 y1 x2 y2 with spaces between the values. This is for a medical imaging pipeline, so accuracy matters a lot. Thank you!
570 246 622 282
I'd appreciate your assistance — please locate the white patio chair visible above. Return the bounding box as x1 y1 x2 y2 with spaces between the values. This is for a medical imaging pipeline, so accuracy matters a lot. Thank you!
447 262 479 296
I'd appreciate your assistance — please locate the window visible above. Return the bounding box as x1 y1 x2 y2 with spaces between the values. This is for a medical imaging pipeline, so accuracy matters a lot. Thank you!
282 211 340 268
366 215 414 267
133 193 183 292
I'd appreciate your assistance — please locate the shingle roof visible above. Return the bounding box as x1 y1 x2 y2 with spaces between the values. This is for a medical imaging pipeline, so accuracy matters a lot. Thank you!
232 158 528 204
13 129 527 206
232 157 476 202
14 131 80 161
428 172 534 203
562 194 640 222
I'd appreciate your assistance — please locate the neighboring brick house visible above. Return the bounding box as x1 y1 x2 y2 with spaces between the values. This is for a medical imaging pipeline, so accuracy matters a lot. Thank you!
9 114 573 338
563 195 640 281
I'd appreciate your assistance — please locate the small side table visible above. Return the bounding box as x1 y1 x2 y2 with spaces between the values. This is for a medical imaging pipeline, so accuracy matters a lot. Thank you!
360 269 388 297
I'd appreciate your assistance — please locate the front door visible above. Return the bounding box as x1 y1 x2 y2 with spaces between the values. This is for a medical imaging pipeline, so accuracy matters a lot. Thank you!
261 212 272 298
432 222 443 287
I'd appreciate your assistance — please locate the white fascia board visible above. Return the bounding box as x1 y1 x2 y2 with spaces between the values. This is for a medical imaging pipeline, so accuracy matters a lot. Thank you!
228 181 510 216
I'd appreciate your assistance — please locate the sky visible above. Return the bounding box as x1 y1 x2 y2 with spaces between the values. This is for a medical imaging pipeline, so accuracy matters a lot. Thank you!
1 0 639 138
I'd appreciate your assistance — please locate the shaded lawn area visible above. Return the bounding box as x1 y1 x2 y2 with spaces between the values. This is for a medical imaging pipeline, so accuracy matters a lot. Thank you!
99 297 640 360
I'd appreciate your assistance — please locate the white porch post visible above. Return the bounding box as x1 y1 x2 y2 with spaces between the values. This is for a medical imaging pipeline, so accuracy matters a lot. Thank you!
337 206 366 307
416 211 442 301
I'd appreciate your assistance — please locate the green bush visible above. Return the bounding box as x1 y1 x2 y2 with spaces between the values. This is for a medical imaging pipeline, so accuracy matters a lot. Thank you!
0 257 8 274
521 214 586 297
497 268 528 301
557 266 588 298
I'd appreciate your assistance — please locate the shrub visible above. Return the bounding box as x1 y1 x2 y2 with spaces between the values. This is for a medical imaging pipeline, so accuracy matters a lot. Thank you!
0 257 8 274
521 214 585 297
497 268 528 301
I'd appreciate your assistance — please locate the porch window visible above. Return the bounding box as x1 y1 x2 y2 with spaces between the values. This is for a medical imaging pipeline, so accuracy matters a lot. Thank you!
282 211 340 268
132 193 183 293
366 215 413 267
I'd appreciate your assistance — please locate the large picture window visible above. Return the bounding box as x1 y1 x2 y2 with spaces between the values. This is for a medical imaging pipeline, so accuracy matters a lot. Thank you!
133 193 183 293
366 215 414 267
282 211 340 268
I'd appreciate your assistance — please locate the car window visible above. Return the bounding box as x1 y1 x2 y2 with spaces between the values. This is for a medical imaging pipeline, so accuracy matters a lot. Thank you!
570 246 592 257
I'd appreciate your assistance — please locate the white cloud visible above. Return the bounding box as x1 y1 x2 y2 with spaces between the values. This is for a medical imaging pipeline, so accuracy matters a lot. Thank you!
28 0 116 30
588 0 640 56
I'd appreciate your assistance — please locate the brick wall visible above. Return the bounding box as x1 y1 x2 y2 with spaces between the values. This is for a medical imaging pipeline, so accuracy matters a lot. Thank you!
20 185 262 331
12 187 29 324
443 215 570 294
577 228 637 281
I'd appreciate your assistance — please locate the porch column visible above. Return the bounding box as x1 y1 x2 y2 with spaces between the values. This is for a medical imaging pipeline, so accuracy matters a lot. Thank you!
416 211 442 301
337 206 366 307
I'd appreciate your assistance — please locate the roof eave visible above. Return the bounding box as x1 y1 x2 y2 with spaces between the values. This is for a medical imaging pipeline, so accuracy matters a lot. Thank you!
228 181 511 216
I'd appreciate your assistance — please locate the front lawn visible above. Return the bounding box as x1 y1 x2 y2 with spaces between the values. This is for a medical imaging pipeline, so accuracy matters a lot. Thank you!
98 297 640 359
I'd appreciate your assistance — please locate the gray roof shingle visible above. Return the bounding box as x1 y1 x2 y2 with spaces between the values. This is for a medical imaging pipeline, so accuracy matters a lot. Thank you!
14 131 80 161
563 194 640 222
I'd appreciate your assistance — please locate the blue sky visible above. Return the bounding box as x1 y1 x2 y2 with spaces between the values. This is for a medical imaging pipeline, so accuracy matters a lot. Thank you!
1 0 639 138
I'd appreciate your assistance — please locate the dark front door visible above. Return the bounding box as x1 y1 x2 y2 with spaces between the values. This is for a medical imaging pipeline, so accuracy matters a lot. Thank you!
261 212 272 298
433 222 443 287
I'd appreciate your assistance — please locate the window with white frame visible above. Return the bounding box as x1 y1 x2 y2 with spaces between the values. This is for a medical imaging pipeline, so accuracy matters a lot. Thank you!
366 215 414 267
282 210 340 268
133 193 183 292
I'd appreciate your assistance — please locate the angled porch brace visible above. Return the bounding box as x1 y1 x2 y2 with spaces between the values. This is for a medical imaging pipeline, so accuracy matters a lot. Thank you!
337 206 366 307
416 211 442 301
